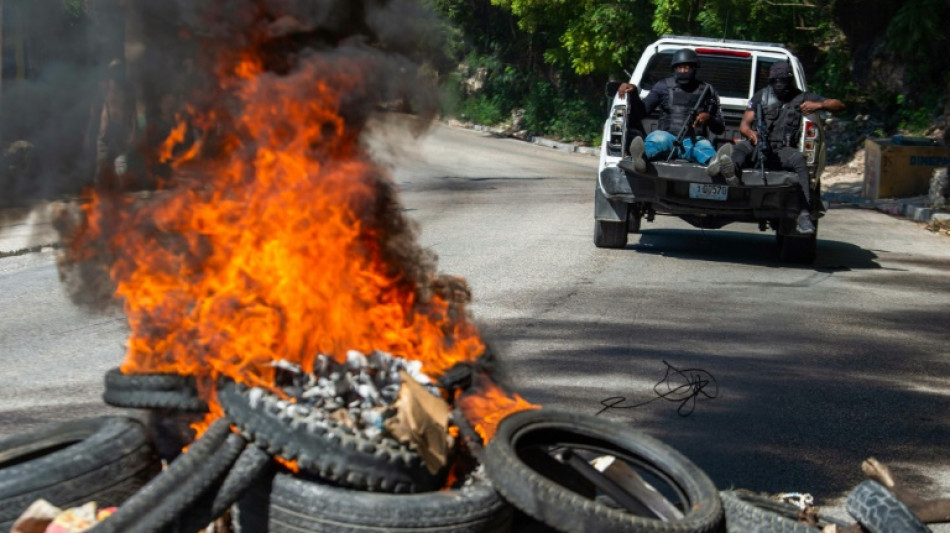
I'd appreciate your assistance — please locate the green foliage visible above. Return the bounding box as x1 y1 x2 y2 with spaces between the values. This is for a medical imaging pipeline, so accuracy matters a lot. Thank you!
434 0 946 145
885 0 948 62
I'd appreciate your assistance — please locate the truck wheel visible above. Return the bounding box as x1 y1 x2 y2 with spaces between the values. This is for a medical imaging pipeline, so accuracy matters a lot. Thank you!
779 234 817 264
594 220 628 248
627 204 643 234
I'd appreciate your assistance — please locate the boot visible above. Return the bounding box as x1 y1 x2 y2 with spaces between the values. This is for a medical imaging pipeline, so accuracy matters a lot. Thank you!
796 209 815 234
628 136 646 173
706 143 738 185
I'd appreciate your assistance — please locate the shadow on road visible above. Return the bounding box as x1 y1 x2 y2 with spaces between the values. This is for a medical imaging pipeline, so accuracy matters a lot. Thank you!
627 228 881 270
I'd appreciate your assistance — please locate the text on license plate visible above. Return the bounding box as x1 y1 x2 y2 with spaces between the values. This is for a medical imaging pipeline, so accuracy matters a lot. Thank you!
688 183 728 201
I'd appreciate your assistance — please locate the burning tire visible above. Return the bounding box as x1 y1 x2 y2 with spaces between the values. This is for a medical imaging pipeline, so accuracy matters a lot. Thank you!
232 470 512 533
217 378 443 493
720 490 848 532
484 409 723 533
0 417 160 531
102 367 207 412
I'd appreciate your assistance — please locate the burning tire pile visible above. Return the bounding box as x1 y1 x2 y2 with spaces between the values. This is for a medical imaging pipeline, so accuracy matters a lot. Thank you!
3 1 939 532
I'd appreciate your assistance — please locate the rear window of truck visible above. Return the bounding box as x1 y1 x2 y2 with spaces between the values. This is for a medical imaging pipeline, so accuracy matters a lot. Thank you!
639 50 754 99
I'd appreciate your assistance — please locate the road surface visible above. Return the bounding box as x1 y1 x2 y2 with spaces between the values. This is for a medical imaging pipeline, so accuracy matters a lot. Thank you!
2 120 949 523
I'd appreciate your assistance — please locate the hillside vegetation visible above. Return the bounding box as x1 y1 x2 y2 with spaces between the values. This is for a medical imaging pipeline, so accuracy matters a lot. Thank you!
432 0 950 151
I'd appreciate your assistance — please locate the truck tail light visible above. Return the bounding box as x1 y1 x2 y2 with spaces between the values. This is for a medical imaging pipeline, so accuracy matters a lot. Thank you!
802 118 818 165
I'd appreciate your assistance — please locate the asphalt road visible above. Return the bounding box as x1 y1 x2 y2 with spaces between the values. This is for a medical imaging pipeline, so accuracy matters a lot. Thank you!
2 120 950 524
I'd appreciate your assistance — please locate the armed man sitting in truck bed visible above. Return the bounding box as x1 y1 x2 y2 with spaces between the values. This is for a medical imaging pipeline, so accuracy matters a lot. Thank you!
618 48 736 182
731 61 845 234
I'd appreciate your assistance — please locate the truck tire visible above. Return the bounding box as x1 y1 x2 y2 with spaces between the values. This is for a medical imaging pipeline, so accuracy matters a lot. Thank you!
594 220 628 248
627 204 643 233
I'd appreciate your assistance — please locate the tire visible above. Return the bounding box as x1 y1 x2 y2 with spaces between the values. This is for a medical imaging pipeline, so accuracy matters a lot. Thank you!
484 409 722 533
845 480 931 533
233 471 512 533
103 368 207 412
0 417 160 531
721 490 848 533
594 220 628 248
91 418 243 533
104 367 196 392
627 204 643 234
172 444 274 533
779 234 817 264
217 379 443 493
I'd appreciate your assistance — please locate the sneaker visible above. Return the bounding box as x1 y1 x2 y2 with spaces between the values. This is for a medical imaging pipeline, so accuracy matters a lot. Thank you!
628 136 646 173
706 143 735 183
796 210 816 234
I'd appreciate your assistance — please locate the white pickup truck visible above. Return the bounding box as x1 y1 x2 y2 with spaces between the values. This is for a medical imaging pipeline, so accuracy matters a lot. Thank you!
595 36 826 263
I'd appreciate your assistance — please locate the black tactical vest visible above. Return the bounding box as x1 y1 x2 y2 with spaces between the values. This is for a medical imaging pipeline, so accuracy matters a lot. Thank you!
659 78 710 135
761 86 806 149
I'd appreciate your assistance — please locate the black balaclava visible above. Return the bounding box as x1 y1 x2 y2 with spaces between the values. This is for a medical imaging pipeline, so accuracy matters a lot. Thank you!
769 61 794 100
675 65 697 88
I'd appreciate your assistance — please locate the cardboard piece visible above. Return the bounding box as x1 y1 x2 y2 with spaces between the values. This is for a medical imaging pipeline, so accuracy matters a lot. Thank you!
864 137 950 199
384 370 451 474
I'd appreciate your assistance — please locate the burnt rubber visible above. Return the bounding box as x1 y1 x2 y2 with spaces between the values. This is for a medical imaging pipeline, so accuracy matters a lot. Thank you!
484 409 723 533
846 480 931 533
171 444 274 533
720 490 848 533
103 368 207 412
217 378 443 493
0 417 160 531
90 418 241 533
104 367 196 391
233 470 512 533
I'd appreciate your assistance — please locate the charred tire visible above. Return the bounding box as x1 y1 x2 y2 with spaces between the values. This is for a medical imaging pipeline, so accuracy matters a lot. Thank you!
91 419 236 533
217 378 443 493
0 417 160 531
594 220 628 248
103 368 207 412
845 480 931 533
720 490 848 533
484 409 722 533
233 471 512 533
91 418 243 533
171 444 274 533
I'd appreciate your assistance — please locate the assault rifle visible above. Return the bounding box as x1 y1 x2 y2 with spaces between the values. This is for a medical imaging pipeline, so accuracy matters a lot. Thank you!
666 83 711 162
754 101 768 185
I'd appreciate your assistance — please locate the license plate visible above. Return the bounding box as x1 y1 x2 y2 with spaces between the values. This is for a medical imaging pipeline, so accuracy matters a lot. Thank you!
688 183 728 201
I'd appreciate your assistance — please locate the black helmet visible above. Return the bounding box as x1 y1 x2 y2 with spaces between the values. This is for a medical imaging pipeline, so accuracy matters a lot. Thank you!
671 49 700 69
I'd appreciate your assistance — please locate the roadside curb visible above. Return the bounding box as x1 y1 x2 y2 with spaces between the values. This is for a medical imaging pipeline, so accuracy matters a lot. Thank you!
824 193 946 224
462 123 601 157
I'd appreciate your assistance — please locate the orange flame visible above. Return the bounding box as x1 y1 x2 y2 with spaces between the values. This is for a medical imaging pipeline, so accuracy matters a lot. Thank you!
458 377 540 444
77 51 484 405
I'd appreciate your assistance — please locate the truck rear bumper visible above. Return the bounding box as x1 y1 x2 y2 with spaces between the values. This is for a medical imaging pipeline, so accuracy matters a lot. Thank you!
599 160 807 219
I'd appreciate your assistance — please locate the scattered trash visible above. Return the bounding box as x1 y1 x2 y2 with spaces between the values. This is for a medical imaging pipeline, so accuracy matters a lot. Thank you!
11 500 115 533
